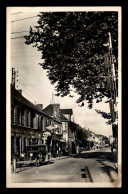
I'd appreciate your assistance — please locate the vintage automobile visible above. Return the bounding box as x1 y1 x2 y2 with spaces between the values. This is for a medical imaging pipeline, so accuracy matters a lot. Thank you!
17 144 50 167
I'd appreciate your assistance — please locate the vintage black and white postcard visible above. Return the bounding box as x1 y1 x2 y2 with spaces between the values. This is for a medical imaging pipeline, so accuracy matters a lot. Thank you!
6 6 122 188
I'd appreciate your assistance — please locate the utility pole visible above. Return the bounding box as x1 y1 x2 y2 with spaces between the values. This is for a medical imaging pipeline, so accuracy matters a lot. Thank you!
104 32 118 145
12 68 16 88
11 68 17 173
11 68 16 113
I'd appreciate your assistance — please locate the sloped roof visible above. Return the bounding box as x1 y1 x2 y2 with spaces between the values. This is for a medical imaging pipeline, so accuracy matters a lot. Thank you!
68 121 79 131
43 104 53 116
43 104 69 122
60 112 69 122
60 109 73 115
11 85 52 118
68 121 89 139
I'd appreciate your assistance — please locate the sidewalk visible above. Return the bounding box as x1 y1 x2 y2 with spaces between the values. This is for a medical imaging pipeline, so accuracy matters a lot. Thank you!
79 148 118 182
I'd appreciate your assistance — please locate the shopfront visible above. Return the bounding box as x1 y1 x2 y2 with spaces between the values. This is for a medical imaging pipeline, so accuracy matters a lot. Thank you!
11 125 42 161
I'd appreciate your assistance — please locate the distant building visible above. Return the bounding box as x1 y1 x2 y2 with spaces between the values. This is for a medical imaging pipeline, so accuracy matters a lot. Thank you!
87 131 107 149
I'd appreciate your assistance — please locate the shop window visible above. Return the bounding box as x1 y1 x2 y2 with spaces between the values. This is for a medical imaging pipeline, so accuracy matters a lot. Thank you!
42 117 46 130
38 116 40 129
16 137 20 154
40 117 43 130
13 107 17 124
46 118 48 127
21 109 24 126
24 110 30 127
30 112 34 128
26 111 29 127
17 107 21 125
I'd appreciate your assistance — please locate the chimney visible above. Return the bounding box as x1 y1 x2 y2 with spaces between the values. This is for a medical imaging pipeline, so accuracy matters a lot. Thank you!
36 104 43 110
53 104 60 117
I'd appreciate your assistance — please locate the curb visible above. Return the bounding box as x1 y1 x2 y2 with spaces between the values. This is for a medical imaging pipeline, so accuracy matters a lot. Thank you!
51 156 69 161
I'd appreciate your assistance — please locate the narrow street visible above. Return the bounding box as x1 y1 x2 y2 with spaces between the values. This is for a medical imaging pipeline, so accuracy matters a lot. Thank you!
11 147 118 183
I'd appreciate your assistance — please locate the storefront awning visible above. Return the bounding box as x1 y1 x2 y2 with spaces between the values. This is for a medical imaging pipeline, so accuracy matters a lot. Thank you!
60 139 66 142
52 137 66 143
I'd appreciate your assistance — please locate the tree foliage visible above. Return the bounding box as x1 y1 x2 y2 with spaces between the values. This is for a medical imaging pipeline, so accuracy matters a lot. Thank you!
25 12 118 109
95 108 118 125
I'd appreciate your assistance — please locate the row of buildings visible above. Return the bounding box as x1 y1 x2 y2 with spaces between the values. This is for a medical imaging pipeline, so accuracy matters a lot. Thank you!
11 81 111 161
87 131 109 149
11 84 81 160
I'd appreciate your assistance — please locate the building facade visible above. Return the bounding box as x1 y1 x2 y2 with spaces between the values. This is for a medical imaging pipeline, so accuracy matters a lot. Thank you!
11 85 62 161
43 104 77 154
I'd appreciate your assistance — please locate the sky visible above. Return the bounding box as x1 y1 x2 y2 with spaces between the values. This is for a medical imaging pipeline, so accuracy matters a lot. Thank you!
8 8 113 137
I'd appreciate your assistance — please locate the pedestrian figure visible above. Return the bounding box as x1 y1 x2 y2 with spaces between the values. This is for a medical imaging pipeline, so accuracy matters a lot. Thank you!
58 146 61 157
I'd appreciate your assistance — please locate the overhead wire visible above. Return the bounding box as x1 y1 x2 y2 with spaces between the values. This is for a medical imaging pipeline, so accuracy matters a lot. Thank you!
16 78 42 104
11 12 23 15
17 78 43 104
10 14 106 40
15 66 43 102
11 36 26 39
17 74 42 95
16 77 42 105
10 13 107 42
11 14 38 39
11 14 44 105
11 14 108 93
16 68 43 96
11 15 38 23
20 90 40 105
11 30 29 34
17 82 40 104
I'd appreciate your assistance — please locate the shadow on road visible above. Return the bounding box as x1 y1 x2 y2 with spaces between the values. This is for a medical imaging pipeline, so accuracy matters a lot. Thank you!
97 160 118 182
74 151 118 182
73 151 117 163
97 159 118 173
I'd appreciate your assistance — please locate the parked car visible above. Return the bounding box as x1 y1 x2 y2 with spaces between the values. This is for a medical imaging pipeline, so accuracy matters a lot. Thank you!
17 144 48 167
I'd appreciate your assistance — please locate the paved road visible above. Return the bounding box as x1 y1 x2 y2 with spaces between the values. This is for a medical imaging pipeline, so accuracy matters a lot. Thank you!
11 147 118 183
